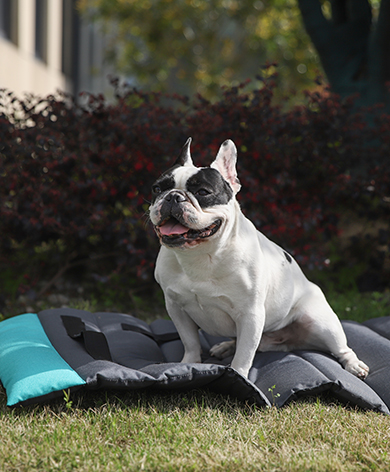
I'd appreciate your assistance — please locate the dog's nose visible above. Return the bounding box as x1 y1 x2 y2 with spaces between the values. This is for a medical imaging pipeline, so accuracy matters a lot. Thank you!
165 191 187 203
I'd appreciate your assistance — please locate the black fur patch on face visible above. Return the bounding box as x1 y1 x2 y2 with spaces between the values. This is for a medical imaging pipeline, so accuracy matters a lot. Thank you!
186 168 233 208
284 251 292 264
151 173 176 203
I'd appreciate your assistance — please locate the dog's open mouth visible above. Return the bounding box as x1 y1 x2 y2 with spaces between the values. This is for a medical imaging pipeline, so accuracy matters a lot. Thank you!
155 217 222 247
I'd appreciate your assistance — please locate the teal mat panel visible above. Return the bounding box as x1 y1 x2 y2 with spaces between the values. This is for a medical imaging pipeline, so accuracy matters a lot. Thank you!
0 313 86 406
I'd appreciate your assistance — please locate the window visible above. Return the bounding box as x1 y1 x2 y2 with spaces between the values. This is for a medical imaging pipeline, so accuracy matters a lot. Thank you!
35 0 48 62
0 0 19 46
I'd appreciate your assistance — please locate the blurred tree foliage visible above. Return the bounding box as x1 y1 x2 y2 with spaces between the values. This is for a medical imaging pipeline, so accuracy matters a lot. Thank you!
78 0 321 99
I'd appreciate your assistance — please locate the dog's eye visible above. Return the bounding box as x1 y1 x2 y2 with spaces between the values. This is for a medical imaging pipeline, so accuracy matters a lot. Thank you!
196 189 211 196
152 185 161 194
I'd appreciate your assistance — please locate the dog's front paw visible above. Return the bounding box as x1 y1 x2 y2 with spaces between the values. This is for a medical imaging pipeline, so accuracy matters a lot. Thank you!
181 352 201 364
210 340 236 359
345 359 369 380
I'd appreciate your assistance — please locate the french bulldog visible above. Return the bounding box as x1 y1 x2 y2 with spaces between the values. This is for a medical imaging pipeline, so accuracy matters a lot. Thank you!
149 138 369 380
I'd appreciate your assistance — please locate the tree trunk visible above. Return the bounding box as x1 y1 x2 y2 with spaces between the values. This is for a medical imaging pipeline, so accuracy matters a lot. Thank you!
298 0 390 110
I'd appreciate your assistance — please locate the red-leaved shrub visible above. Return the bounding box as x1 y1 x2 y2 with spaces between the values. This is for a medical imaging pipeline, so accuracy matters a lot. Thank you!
0 75 389 298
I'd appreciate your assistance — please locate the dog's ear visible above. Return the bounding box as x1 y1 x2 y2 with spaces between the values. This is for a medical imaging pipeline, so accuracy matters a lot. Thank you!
174 137 194 167
211 140 241 194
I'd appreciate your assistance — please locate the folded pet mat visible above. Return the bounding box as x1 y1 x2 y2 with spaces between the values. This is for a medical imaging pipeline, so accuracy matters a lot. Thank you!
0 308 389 414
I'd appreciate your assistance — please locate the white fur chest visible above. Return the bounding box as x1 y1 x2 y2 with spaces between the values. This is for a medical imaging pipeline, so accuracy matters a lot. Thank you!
164 277 239 337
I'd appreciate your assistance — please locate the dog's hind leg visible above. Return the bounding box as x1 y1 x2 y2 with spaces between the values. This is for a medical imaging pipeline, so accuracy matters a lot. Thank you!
292 284 369 379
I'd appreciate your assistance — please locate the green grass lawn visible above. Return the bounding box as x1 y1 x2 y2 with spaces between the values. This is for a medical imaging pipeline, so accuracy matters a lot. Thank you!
0 290 389 471
326 290 390 324
0 389 389 472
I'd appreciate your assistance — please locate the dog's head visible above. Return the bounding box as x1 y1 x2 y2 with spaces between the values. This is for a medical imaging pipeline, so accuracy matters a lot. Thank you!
149 138 241 248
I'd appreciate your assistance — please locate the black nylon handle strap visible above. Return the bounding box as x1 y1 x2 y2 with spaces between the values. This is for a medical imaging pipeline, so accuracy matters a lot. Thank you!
61 315 85 338
61 315 113 362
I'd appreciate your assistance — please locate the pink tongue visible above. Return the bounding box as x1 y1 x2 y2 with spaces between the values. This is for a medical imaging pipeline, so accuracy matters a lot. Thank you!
159 220 189 236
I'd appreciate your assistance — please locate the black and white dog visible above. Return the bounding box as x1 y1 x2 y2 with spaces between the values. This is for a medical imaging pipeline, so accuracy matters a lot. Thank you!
149 138 369 380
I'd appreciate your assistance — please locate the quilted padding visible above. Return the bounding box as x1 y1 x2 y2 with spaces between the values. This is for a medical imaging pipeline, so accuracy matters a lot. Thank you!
0 308 389 413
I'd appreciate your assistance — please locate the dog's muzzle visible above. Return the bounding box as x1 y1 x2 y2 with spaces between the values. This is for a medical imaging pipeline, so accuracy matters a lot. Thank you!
155 217 222 247
153 191 222 247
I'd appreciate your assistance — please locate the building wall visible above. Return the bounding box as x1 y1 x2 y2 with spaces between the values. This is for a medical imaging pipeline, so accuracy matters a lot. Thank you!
0 0 112 98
